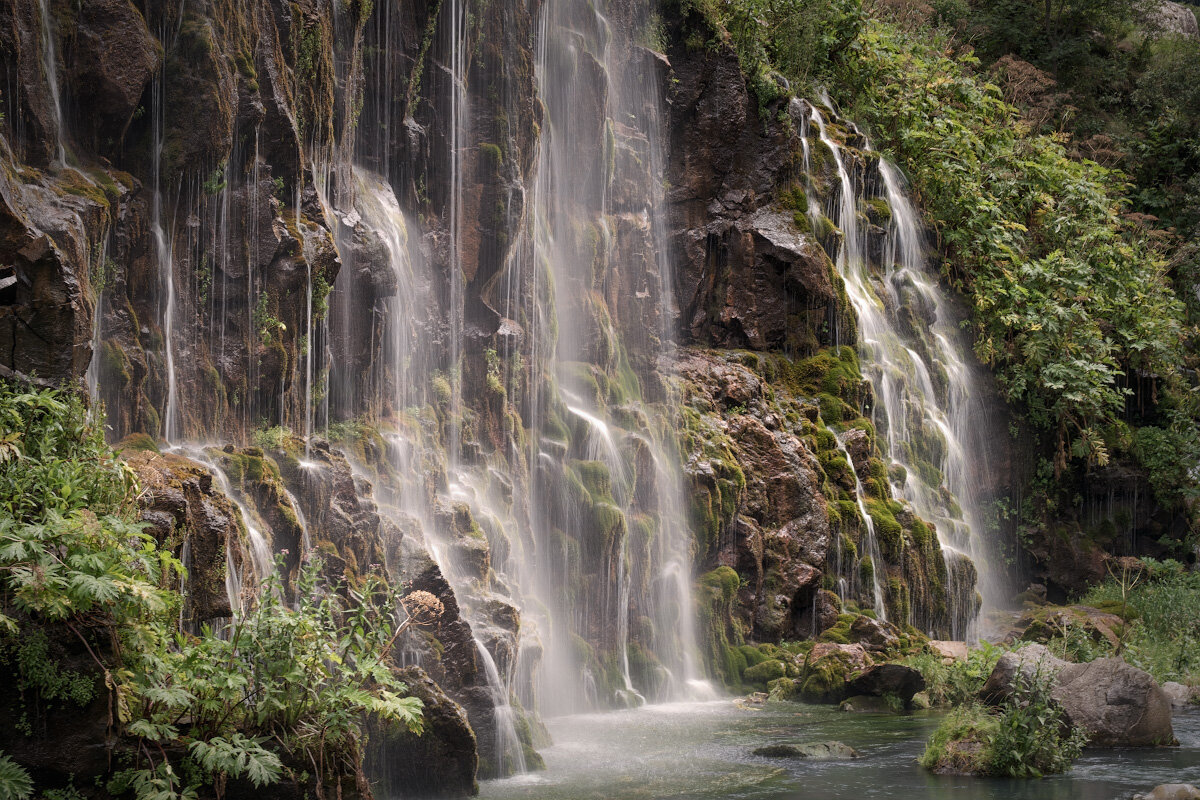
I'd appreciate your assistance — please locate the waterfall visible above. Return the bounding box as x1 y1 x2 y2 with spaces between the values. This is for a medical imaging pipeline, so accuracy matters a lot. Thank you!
35 0 65 164
446 0 468 470
150 8 181 445
493 0 712 716
833 432 887 620
808 102 996 637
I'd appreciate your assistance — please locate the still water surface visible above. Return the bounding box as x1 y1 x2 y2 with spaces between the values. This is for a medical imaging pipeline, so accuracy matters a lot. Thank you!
481 701 1200 800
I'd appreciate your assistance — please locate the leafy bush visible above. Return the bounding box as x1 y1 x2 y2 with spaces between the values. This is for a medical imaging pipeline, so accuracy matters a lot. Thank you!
0 384 423 798
1077 558 1200 682
0 753 31 800
920 667 1087 777
834 22 1185 473
901 641 1003 706
988 668 1089 777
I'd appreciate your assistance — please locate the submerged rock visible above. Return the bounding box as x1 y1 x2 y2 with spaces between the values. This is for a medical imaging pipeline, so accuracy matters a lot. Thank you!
752 741 860 759
839 695 895 713
1135 785 1200 800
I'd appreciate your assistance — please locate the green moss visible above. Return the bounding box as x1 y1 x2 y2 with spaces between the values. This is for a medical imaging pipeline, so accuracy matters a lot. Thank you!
701 566 741 600
101 340 131 386
116 433 159 453
431 374 451 406
816 613 856 645
863 196 892 223
743 658 787 687
478 142 504 171
767 676 799 700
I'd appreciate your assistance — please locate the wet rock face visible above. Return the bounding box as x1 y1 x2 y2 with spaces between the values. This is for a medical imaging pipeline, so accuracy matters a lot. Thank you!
664 19 839 355
365 666 479 799
65 0 159 152
676 349 833 642
127 448 242 624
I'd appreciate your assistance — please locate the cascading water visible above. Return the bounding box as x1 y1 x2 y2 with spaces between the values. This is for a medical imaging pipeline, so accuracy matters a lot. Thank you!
833 431 887 620
491 0 712 716
345 169 530 775
35 0 65 164
149 8 181 446
808 102 997 638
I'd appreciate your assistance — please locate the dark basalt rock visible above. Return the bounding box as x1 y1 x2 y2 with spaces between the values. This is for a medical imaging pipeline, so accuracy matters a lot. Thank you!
66 0 159 153
845 663 926 706
365 666 479 799
126 448 243 624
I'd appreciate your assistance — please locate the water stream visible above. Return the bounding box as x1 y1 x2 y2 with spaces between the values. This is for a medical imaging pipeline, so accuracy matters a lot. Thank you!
480 703 1200 800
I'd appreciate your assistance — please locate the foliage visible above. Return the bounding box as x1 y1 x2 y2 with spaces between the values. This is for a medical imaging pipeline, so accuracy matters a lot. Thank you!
1077 558 1200 682
833 22 1186 474
901 641 1002 706
252 292 284 346
674 0 864 107
116 562 423 799
0 753 31 800
0 384 135 522
988 667 1088 777
919 667 1087 777
0 384 423 799
251 425 290 451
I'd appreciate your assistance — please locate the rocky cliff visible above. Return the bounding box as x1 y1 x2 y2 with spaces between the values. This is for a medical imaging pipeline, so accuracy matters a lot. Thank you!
0 0 992 794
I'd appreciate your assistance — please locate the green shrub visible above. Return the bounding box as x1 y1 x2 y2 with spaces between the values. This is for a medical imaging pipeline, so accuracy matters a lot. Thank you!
988 667 1089 777
0 384 423 798
901 641 1003 707
1076 558 1200 682
920 666 1087 777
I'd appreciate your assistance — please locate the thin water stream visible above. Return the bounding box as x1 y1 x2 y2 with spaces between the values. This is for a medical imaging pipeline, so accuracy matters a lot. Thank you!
480 703 1200 800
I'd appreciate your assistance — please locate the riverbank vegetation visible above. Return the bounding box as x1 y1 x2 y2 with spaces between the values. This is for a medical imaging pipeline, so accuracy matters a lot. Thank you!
1052 558 1200 683
0 384 422 800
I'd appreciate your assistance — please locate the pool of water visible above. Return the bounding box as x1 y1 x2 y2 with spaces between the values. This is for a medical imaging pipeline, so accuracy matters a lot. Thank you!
480 701 1200 800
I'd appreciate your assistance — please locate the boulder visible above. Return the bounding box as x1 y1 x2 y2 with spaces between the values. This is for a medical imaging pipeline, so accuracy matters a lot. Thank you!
1135 786 1200 800
929 640 968 662
1146 1 1199 38
982 645 1175 747
848 615 901 652
845 663 926 706
1018 605 1125 648
1161 682 1198 709
1053 658 1175 747
980 643 1070 702
798 643 872 703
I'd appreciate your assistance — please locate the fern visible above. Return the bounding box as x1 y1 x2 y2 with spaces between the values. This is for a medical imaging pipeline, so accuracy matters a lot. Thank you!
0 753 32 800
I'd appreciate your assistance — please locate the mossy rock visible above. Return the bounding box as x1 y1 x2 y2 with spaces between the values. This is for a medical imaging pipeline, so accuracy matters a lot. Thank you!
744 659 787 687
767 676 799 700
117 432 159 453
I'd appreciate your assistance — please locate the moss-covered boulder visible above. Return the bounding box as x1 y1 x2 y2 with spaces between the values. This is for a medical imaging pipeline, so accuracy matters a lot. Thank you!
798 642 873 703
